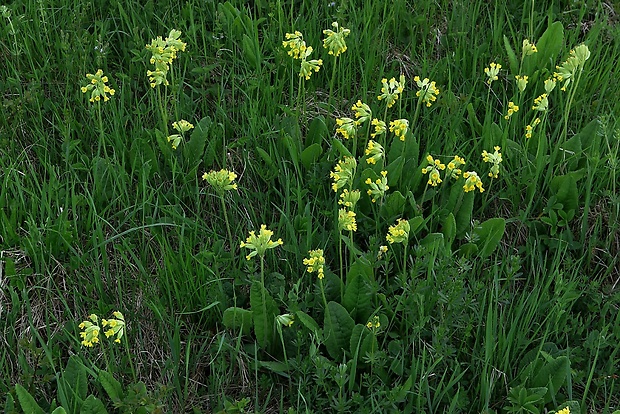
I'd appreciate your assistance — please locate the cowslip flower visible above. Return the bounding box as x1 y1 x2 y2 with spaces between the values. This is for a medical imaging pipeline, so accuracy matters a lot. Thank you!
515 75 528 93
462 171 485 193
202 169 238 194
81 69 116 103
386 218 410 244
335 117 358 140
484 62 502 85
525 117 541 139
366 315 381 330
377 245 388 259
365 140 384 165
240 224 283 260
504 101 519 120
421 155 446 187
556 407 570 414
522 39 538 56
303 249 325 279
282 31 307 59
447 155 466 179
544 78 557 93
146 29 187 87
377 75 405 108
102 311 125 344
389 119 409 141
276 314 295 327
338 189 361 209
166 119 194 150
365 170 389 203
299 46 323 80
79 314 101 347
322 22 350 57
482 146 503 178
532 93 549 111
414 76 440 107
554 44 590 91
338 209 357 232
352 100 372 124
330 157 357 192
370 118 387 138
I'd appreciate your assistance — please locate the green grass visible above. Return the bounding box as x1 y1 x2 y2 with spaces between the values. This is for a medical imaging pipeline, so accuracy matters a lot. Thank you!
1 0 620 413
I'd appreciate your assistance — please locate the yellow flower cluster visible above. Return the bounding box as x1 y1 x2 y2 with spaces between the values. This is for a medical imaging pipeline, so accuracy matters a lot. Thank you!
366 315 380 329
102 311 125 344
283 31 323 80
421 155 446 186
167 119 194 150
338 189 361 208
414 76 440 107
365 170 389 203
504 101 519 120
81 69 116 103
377 75 405 108
522 39 538 56
447 155 466 179
532 93 549 111
202 169 238 194
335 117 358 140
322 22 351 57
351 100 372 124
389 119 409 141
370 118 387 138
482 146 503 178
146 29 187 88
525 117 541 139
79 314 100 347
386 218 410 244
462 171 485 193
338 208 357 232
330 157 357 192
484 62 502 85
303 249 326 279
515 75 528 93
554 44 590 91
364 140 384 165
240 224 283 260
276 314 295 327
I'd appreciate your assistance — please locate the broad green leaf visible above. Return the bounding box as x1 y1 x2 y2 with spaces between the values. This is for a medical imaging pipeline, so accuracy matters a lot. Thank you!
473 218 506 258
250 281 278 349
343 257 374 321
324 301 355 360
386 156 405 187
307 116 328 147
503 35 519 75
380 191 406 220
419 233 444 252
455 190 474 237
241 33 260 69
458 242 478 257
185 116 211 169
466 103 483 137
295 310 320 337
331 137 352 157
409 216 425 235
81 395 109 414
534 21 564 68
14 384 45 414
530 355 570 403
98 370 123 404
222 307 254 335
258 360 290 375
550 175 578 213
442 212 457 251
51 408 67 414
60 355 88 403
300 143 323 169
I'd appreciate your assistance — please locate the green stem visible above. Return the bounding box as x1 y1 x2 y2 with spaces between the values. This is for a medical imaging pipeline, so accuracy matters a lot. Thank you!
220 194 234 252
96 101 107 158
328 56 338 110
338 234 344 302
123 334 137 382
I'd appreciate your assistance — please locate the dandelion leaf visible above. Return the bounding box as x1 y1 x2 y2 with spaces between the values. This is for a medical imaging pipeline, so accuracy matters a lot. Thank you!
324 301 354 360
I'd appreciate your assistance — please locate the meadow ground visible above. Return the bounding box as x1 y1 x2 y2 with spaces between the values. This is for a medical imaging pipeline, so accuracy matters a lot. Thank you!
1 0 620 413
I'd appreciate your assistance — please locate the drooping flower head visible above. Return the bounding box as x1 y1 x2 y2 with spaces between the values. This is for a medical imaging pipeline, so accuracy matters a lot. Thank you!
544 78 557 93
146 29 187 87
303 249 326 279
322 22 351 57
414 76 440 107
532 93 549 112
335 117 358 140
504 102 519 120
377 76 405 108
522 39 538 56
167 119 195 150
525 117 541 139
365 140 384 165
202 169 238 194
447 155 466 179
338 189 361 209
240 225 283 260
102 311 126 344
79 314 101 347
462 171 485 193
366 315 381 330
370 118 387 138
482 146 503 178
338 209 357 232
282 31 307 59
330 157 357 192
365 170 389 203
421 155 446 186
554 44 590 91
389 119 409 141
352 100 372 124
81 69 116 103
386 218 410 244
299 46 323 80
515 75 528 93
484 62 502 85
